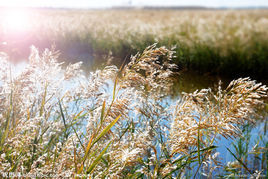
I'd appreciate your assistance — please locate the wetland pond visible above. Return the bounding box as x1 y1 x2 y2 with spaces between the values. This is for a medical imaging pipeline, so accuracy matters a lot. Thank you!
16 56 268 168
83 58 268 171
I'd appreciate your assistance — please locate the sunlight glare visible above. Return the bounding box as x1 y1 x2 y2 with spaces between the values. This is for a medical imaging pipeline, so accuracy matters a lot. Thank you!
3 9 31 32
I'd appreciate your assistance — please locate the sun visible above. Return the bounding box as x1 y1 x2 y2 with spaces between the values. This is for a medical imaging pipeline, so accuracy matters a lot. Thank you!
2 9 31 33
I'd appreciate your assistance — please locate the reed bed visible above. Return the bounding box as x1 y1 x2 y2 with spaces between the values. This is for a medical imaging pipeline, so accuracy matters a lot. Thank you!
0 45 267 178
0 9 268 77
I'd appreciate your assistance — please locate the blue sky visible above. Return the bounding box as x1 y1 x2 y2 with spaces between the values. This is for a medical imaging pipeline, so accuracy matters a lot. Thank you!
0 0 268 8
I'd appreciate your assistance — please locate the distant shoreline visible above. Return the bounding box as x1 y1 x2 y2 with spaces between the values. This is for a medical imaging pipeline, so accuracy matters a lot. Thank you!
0 5 268 11
111 6 268 10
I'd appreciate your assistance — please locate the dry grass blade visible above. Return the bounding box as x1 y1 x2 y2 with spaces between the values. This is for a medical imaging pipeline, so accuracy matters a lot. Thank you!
78 134 94 174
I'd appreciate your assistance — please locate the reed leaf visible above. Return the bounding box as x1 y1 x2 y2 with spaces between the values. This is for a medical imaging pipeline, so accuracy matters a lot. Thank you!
86 140 112 174
92 114 121 146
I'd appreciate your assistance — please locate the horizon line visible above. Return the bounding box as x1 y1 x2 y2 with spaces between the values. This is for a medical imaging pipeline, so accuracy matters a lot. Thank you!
0 5 268 10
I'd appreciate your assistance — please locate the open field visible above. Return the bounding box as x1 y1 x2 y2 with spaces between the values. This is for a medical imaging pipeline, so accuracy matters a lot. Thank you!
0 9 268 78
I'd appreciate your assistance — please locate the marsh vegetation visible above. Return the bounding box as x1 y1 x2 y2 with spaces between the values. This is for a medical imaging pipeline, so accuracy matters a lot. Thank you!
0 9 267 178
1 9 268 77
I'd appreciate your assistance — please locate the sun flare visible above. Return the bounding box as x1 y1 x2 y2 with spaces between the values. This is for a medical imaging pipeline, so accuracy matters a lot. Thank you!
3 9 31 32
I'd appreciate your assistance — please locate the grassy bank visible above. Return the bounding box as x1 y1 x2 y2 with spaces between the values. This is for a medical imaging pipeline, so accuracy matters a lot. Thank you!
0 9 268 78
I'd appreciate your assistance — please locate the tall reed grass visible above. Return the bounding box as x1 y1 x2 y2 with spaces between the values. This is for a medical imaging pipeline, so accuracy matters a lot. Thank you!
0 44 267 178
0 9 268 77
